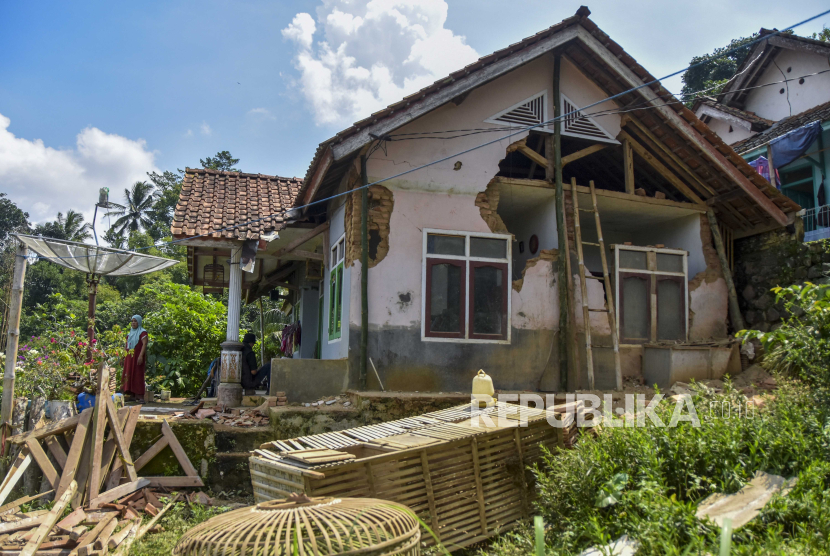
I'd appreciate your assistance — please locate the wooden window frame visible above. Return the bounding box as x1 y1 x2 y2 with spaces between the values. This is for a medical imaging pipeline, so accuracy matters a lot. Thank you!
614 245 688 344
328 235 346 342
468 261 509 340
421 229 512 344
424 258 466 339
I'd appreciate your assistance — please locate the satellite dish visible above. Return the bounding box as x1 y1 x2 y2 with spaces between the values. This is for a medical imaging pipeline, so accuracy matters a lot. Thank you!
14 234 179 360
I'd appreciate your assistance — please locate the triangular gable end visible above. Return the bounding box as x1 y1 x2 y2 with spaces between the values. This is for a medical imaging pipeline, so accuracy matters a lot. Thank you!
561 94 617 144
485 91 548 128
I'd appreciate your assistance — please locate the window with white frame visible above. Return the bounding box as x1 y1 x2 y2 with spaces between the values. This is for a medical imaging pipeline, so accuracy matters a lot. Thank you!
615 245 688 343
328 235 345 341
422 229 511 342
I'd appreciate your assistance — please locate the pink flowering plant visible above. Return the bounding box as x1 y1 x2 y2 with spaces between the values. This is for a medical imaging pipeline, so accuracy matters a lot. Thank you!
13 326 127 400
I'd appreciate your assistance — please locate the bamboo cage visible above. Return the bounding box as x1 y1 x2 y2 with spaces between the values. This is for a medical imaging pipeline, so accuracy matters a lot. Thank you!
249 401 583 551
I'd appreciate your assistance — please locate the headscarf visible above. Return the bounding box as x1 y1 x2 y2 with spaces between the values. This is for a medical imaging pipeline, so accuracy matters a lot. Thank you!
127 315 146 349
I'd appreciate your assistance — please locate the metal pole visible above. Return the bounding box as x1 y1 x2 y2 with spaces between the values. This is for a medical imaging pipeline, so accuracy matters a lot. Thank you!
86 275 99 362
359 155 369 390
2 243 28 434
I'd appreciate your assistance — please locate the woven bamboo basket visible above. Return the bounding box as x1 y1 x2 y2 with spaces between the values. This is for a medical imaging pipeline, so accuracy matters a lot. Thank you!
250 401 583 551
173 496 421 556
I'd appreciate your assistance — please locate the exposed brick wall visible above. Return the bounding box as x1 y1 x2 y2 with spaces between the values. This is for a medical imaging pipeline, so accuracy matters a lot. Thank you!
344 184 394 268
475 180 510 234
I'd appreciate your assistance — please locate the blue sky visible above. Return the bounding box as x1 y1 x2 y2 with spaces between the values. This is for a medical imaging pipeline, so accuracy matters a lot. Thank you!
1 0 829 224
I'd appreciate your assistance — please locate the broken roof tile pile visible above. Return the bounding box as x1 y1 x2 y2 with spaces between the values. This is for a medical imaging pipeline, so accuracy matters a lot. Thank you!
734 99 830 154
171 168 303 240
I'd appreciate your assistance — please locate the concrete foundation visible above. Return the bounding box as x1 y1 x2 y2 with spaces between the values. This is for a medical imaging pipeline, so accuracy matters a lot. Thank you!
269 358 350 402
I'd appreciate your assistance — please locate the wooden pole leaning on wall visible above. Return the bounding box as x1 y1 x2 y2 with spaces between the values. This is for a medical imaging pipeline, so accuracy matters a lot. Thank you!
359 154 369 390
706 210 746 332
2 243 28 449
550 52 575 391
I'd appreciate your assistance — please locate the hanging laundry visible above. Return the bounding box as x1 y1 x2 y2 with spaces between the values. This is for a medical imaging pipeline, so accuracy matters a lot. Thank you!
748 156 780 186
280 321 302 357
770 120 822 169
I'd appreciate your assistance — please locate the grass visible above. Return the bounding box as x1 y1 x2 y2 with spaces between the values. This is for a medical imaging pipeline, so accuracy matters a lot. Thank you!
128 501 232 556
474 379 830 555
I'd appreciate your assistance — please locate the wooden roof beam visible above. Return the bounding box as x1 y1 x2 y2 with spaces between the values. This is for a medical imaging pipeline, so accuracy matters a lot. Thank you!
270 221 329 259
576 26 789 227
562 144 609 167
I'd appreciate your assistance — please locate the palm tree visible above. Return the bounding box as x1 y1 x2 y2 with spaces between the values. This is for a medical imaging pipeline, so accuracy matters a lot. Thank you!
35 210 92 242
106 181 157 235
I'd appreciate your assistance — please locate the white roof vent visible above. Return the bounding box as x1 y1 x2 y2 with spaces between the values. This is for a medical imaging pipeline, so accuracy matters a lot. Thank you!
485 91 547 127
561 94 617 143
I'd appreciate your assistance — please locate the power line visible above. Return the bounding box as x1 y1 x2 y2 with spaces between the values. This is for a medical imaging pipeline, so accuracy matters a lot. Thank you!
19 8 830 264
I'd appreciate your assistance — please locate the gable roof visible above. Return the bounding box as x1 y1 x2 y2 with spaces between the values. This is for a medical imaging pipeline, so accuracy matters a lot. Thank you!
733 99 830 155
297 6 800 234
171 168 302 241
693 97 775 131
720 29 830 109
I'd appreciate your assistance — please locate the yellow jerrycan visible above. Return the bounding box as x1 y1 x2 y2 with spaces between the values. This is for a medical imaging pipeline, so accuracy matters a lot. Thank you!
472 369 495 408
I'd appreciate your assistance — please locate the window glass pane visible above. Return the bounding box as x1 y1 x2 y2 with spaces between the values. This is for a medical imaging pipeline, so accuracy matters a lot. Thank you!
429 264 462 333
427 234 465 256
619 250 647 270
470 237 507 259
657 279 683 341
657 253 683 273
336 266 343 332
329 268 337 336
472 266 505 335
338 241 344 262
622 275 649 340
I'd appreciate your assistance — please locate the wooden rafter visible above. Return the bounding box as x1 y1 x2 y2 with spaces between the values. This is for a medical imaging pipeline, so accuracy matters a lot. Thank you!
507 137 548 167
562 144 609 167
270 222 329 259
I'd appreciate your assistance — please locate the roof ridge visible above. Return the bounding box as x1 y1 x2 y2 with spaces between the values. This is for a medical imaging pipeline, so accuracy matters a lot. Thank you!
185 167 302 182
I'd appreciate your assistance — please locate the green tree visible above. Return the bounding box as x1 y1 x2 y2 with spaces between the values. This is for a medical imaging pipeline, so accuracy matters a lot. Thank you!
34 210 92 242
146 170 183 241
200 151 240 172
0 193 30 251
680 34 758 105
106 181 157 235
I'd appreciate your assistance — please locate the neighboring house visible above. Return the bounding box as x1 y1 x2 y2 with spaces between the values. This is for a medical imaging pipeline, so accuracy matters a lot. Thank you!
693 30 830 240
173 8 801 399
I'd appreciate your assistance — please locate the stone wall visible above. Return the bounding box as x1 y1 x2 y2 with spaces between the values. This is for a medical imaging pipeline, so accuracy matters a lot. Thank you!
734 224 830 332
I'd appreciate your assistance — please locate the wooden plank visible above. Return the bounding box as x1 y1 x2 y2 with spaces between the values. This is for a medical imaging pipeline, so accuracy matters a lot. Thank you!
104 407 140 491
71 512 117 556
0 491 53 517
43 437 67 470
161 421 199 477
571 179 595 390
8 413 84 445
0 515 45 534
20 481 77 556
517 144 548 168
92 518 118 552
133 436 169 473
69 424 94 509
271 222 330 259
56 508 86 531
93 407 130 501
88 479 150 508
622 138 635 194
575 26 788 226
103 398 136 484
143 476 203 488
563 144 609 167
419 450 441 537
0 449 32 505
55 408 92 501
87 366 110 503
617 130 704 204
491 176 707 211
25 440 59 490
107 519 137 550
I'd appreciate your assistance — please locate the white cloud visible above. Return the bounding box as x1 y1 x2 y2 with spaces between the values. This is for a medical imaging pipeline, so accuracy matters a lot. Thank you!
248 107 276 120
0 112 157 223
282 0 479 126
184 129 193 137
200 121 212 136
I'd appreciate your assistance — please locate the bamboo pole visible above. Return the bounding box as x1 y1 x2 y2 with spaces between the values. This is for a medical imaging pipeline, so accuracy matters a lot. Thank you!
707 210 746 332
258 297 265 366
2 243 28 438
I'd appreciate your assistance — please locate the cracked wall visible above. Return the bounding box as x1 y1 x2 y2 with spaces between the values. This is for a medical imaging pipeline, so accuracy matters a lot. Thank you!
345 183 394 268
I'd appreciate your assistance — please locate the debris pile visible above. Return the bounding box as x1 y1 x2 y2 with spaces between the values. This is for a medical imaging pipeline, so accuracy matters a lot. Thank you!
0 366 204 556
302 395 351 408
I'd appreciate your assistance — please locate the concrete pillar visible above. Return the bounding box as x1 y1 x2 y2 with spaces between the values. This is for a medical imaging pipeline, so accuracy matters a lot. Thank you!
217 246 243 407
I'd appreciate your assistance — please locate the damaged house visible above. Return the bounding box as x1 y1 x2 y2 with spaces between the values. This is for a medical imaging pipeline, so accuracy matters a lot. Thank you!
173 7 801 400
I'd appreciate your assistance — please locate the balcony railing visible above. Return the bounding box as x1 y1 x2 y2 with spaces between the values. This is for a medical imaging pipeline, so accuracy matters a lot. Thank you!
803 205 830 242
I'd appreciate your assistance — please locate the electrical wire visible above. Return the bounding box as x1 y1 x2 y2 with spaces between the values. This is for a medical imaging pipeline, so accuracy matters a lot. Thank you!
17 7 830 264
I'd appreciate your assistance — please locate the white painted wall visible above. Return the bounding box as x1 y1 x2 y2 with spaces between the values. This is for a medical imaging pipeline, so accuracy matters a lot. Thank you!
322 203 350 360
743 48 830 122
702 116 755 145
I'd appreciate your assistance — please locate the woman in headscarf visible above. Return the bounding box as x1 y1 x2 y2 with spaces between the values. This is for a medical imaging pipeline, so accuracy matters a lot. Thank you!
122 315 148 402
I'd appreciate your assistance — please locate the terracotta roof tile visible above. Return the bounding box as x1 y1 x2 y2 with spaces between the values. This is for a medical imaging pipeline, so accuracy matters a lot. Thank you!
733 100 830 154
171 168 302 240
